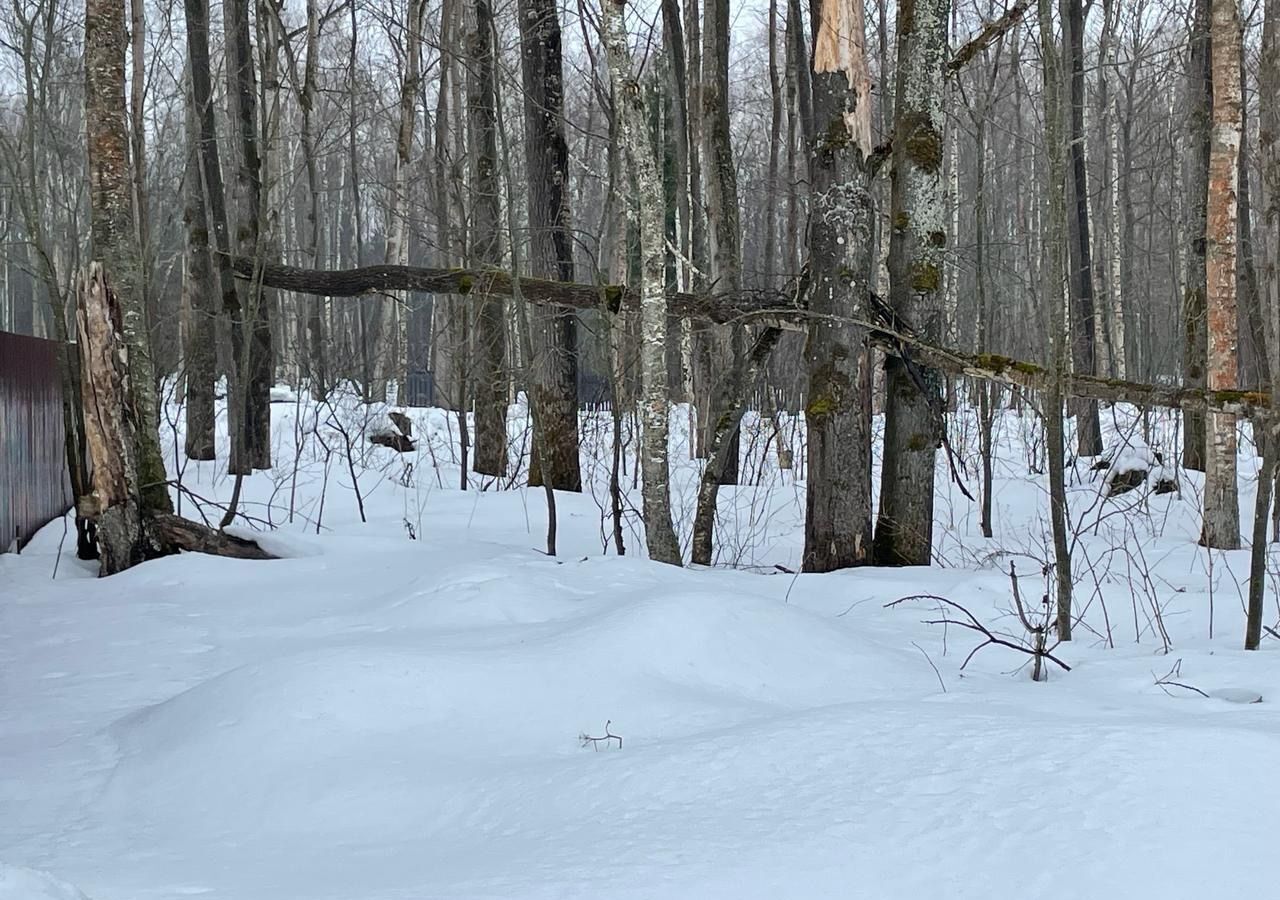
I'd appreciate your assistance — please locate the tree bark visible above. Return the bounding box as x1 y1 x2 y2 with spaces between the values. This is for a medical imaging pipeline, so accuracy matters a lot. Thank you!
85 0 171 527
469 0 508 478
1248 0 1280 648
1039 0 1074 640
1184 0 1213 471
874 0 950 567
603 0 682 565
1061 0 1102 457
183 69 216 461
224 0 271 472
802 0 875 572
519 0 582 492
1200 0 1242 550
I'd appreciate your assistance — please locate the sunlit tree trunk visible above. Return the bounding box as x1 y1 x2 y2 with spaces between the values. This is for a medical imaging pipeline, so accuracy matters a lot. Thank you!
1200 0 1242 550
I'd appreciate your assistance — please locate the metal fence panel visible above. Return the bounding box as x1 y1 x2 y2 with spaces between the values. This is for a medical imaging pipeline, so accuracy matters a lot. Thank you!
0 330 70 553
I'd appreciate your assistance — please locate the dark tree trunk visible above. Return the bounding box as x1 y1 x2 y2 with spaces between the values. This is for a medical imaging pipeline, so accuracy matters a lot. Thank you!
1183 0 1213 471
1062 0 1103 457
469 0 508 477
183 70 216 461
518 0 582 492
224 0 271 472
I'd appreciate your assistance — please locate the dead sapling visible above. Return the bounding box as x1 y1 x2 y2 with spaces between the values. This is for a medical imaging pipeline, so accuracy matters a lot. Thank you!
886 561 1071 682
579 720 623 751
1152 658 1209 699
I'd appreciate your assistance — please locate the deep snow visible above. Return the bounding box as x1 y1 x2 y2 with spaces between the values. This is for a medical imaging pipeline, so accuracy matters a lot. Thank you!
3 390 1280 898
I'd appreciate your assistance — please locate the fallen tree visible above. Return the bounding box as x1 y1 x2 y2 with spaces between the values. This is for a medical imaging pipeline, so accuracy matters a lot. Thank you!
236 256 1271 419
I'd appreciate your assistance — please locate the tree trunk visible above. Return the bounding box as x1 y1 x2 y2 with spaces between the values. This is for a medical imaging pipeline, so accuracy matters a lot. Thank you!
469 0 508 478
802 0 875 572
1249 0 1280 648
874 0 950 567
519 0 582 492
382 0 426 400
1039 0 1074 640
1184 0 1213 471
1200 0 1242 550
183 69 216 461
224 0 270 473
1061 0 1102 457
603 0 682 565
85 0 171 531
77 266 162 573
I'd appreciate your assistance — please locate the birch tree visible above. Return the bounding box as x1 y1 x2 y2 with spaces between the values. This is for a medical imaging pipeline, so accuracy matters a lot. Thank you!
602 0 682 565
1199 0 1242 550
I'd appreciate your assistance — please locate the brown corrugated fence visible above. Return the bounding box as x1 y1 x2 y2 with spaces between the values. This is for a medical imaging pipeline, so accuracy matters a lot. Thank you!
0 330 70 552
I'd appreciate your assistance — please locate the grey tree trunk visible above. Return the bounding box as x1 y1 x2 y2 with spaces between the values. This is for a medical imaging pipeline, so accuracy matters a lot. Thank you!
874 0 950 567
1248 0 1280 649
183 71 216 462
224 0 271 473
1038 0 1074 640
518 0 582 492
1183 0 1212 471
802 0 875 572
603 0 682 565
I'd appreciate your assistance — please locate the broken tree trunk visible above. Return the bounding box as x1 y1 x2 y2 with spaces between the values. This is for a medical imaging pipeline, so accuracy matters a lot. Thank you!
77 265 276 574
77 264 158 574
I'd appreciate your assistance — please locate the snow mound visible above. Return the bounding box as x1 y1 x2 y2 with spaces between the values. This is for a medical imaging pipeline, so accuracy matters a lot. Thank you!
99 588 936 835
0 864 91 900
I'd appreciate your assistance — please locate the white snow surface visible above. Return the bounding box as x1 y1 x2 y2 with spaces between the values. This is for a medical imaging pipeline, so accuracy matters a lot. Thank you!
0 865 90 900
4 392 1280 898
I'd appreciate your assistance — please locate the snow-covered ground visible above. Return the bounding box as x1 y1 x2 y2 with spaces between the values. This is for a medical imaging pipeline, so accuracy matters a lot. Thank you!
3 389 1280 899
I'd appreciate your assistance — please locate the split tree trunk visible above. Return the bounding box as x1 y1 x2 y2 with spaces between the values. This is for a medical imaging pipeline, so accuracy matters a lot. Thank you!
84 0 172 558
802 0 875 572
77 265 159 573
874 0 950 567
